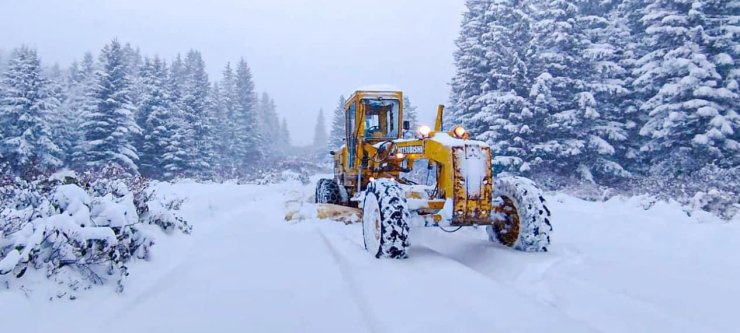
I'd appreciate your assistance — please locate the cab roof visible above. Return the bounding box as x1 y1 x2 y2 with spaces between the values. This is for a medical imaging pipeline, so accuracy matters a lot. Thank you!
344 90 403 110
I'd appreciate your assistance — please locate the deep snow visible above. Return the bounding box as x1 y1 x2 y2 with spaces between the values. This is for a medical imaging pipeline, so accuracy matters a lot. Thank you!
1 177 739 333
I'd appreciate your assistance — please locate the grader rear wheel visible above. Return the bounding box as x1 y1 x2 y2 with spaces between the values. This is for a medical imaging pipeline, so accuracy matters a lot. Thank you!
486 176 552 252
315 178 342 205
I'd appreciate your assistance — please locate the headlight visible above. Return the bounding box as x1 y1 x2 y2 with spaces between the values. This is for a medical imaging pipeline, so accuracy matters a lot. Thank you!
452 126 468 139
418 125 432 138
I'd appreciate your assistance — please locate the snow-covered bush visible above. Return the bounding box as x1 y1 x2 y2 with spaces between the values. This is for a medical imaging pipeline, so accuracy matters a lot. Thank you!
648 165 740 220
555 165 740 220
527 164 739 220
0 167 189 297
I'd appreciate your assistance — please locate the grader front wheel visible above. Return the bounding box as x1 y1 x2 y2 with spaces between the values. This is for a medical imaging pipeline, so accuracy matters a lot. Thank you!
486 176 552 252
362 179 410 259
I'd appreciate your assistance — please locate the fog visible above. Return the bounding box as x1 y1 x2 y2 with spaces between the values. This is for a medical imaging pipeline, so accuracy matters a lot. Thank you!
0 0 465 144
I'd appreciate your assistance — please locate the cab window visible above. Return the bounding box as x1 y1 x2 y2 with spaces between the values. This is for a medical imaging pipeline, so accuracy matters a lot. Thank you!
346 102 357 168
362 98 399 139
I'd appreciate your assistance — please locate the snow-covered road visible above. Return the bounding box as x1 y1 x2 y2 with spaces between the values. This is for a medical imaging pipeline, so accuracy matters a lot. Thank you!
3 178 739 332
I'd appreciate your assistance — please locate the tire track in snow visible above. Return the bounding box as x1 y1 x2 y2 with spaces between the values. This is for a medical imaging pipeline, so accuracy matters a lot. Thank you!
413 244 602 332
417 241 717 333
547 271 725 333
109 196 268 324
315 226 379 333
314 222 597 333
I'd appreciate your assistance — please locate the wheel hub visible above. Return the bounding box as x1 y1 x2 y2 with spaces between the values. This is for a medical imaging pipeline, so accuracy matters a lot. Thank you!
493 196 521 247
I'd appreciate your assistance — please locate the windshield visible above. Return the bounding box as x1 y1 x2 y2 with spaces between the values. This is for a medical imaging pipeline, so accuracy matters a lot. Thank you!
362 98 400 139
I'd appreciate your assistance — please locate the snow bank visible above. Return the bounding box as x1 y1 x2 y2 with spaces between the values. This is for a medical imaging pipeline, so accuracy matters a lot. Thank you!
3 178 737 333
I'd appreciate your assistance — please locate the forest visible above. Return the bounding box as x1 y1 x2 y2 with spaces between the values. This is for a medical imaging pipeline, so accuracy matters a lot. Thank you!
448 0 738 214
0 40 291 181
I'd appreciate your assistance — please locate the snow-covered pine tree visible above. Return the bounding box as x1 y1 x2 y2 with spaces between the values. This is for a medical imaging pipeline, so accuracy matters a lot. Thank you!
458 0 534 174
265 95 282 151
79 39 140 174
525 0 605 183
123 43 144 116
162 54 191 178
180 50 215 178
123 45 146 169
449 0 491 131
705 0 740 167
635 0 739 176
280 117 292 151
608 0 649 175
0 47 62 176
257 92 282 161
0 50 8 77
574 0 634 184
44 63 69 161
233 59 261 174
402 96 419 131
313 108 329 161
56 63 79 157
137 56 175 178
168 54 185 108
707 0 739 100
328 95 346 150
69 53 98 168
216 63 238 175
207 82 227 175
45 64 65 100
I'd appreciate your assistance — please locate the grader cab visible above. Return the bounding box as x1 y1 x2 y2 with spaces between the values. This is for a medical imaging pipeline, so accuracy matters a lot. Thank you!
314 89 552 259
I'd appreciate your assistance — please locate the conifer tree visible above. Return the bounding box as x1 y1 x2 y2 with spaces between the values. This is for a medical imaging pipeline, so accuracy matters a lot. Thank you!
313 109 328 161
137 57 177 178
449 0 491 130
258 92 282 159
280 117 292 152
635 0 739 175
328 95 346 150
208 82 227 174
233 59 261 173
69 53 98 168
79 39 140 174
403 96 419 130
180 50 214 177
0 47 61 175
44 63 68 161
577 0 634 182
525 0 596 180
217 63 238 174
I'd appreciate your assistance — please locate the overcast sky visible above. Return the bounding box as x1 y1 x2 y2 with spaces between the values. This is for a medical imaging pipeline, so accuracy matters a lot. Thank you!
0 0 465 145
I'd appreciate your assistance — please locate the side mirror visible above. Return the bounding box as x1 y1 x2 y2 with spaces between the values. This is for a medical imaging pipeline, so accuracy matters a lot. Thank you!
403 121 410 131
329 151 336 156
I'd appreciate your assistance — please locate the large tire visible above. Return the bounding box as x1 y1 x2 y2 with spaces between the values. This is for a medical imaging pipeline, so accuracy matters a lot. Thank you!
315 178 341 204
362 179 410 259
486 176 552 252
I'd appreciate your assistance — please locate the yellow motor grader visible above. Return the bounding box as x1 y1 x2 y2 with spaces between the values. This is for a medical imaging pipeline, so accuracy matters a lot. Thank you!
314 89 552 259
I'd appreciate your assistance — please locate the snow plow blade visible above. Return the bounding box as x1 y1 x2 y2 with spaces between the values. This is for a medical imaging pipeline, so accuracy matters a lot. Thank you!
284 202 361 224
